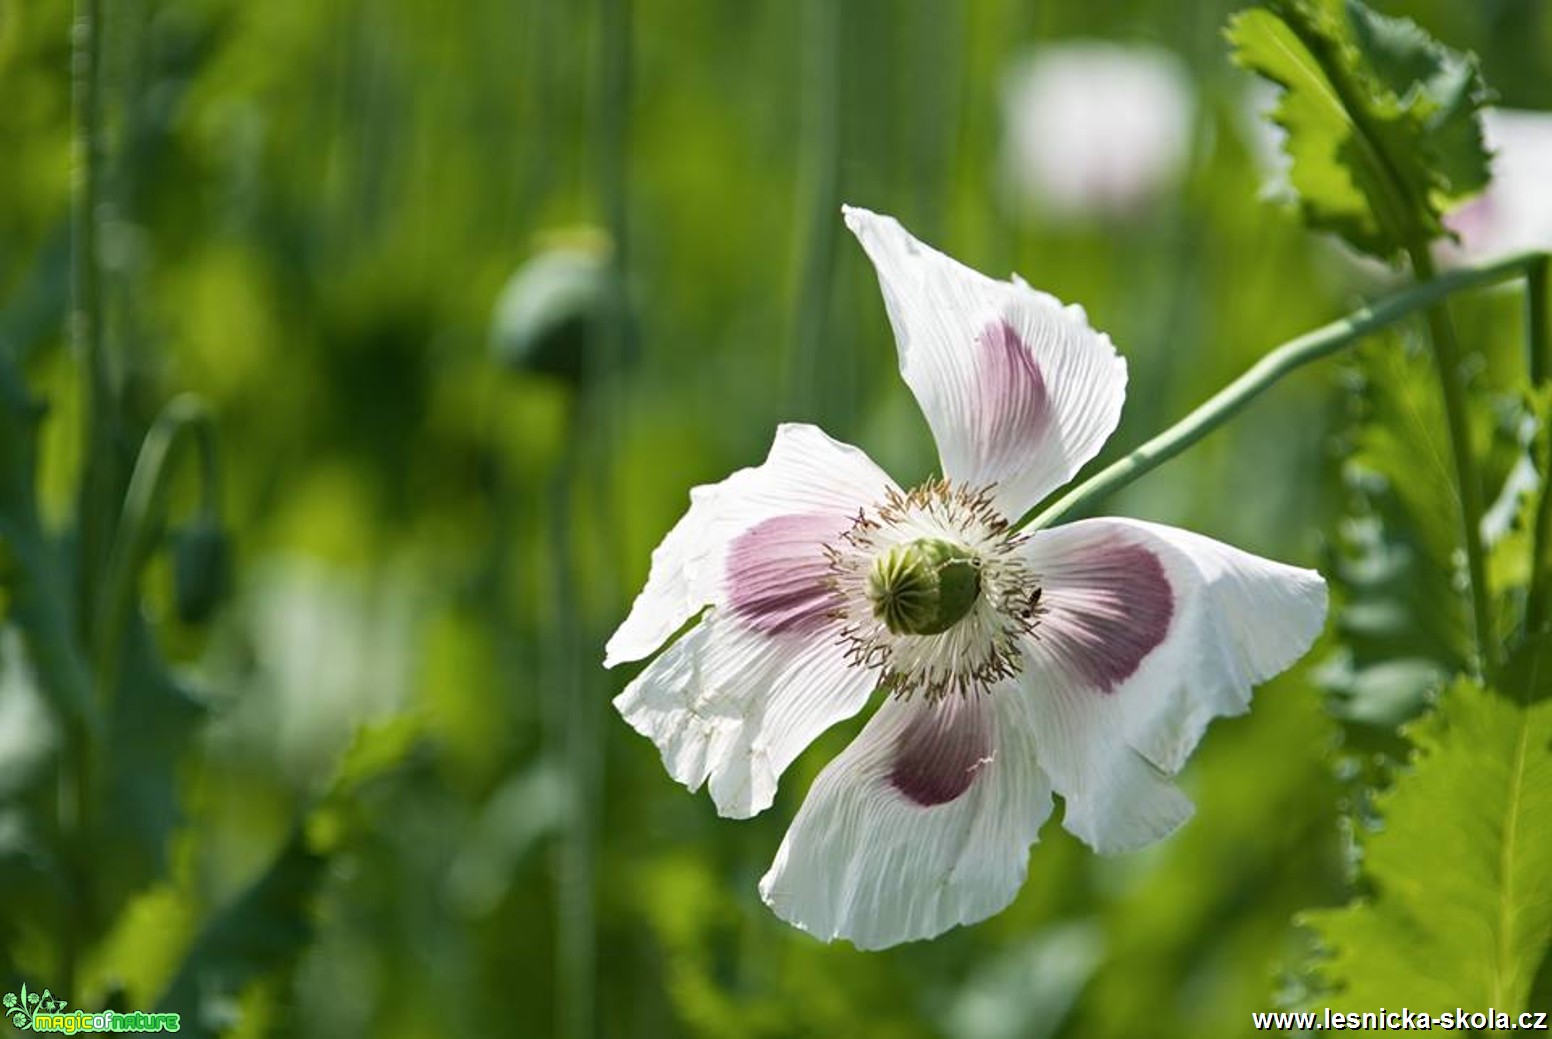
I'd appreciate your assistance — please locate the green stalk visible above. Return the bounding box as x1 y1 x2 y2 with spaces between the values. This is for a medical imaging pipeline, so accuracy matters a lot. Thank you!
1405 244 1496 677
1524 257 1552 637
787 0 841 415
548 2 632 1036
1276 4 1498 675
72 0 114 621
1530 256 1550 387
545 426 589 1039
63 394 217 992
92 396 220 714
63 0 107 998
1021 249 1548 533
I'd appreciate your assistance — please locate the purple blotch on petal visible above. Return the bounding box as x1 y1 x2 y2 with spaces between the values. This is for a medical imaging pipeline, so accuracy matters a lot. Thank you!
887 696 994 807
726 513 848 635
974 319 1052 466
1040 538 1174 692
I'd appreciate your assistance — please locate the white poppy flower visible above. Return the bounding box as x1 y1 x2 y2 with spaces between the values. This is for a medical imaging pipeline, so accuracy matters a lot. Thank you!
606 207 1327 949
1000 42 1196 221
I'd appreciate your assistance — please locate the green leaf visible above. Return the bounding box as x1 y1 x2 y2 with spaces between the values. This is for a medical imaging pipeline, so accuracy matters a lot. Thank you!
1344 1 1491 208
1303 662 1552 1012
1228 6 1401 257
322 711 424 803
1227 0 1491 261
1323 339 1469 727
152 826 326 1038
0 352 92 724
151 715 424 1036
94 622 208 918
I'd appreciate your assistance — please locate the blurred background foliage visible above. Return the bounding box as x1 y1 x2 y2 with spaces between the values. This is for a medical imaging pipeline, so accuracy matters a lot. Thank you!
0 0 1549 1035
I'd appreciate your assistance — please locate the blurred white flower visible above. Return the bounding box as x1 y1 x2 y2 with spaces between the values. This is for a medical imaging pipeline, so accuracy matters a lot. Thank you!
1444 109 1552 262
1001 41 1196 221
607 207 1327 949
212 558 419 780
0 628 54 796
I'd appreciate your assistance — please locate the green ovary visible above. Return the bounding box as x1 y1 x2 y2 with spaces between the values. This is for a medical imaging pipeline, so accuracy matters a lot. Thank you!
866 538 982 635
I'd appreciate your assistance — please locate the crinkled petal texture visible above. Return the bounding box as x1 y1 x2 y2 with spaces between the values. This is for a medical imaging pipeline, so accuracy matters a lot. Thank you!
844 206 1127 519
759 687 1053 949
608 424 897 819
1016 518 1328 852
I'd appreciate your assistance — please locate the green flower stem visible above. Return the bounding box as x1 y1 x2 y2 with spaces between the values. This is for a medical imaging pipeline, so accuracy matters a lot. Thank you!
548 2 632 1037
63 0 106 1000
787 0 841 413
72 0 115 623
72 397 218 991
1020 249 1550 536
1406 243 1496 677
1528 256 1550 387
1525 256 1552 637
92 396 220 715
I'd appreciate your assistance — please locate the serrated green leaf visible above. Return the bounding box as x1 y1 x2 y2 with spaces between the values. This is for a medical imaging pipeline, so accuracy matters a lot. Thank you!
1228 0 1491 261
1344 0 1491 208
152 827 325 1038
1326 340 1469 723
1326 336 1531 728
1228 7 1401 257
1304 664 1552 1011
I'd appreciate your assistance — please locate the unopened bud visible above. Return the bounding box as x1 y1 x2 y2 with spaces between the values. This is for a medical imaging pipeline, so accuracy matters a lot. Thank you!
171 517 231 625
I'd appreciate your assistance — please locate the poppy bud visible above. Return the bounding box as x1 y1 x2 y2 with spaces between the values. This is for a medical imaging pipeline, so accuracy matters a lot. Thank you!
171 517 231 624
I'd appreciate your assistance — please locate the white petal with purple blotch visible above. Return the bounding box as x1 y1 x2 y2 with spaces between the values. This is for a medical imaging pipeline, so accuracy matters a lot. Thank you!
610 424 899 820
605 422 895 667
844 206 1127 519
759 686 1053 949
615 608 879 820
1017 669 1194 853
1016 518 1327 851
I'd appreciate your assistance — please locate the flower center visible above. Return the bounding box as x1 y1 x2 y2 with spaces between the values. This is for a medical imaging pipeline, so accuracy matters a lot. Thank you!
824 479 1043 702
866 538 981 635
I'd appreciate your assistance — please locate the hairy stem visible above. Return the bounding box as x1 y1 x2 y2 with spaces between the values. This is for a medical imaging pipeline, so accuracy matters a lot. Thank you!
1020 249 1548 533
1407 244 1496 678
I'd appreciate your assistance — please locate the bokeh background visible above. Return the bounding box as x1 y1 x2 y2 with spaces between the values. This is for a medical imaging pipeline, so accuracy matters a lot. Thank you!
2 0 1550 1036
